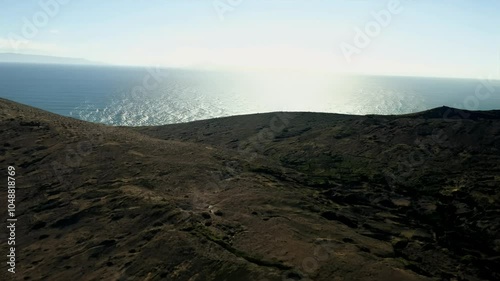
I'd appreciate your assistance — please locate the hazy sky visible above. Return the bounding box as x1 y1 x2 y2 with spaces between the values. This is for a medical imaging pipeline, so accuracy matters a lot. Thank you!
1 0 499 78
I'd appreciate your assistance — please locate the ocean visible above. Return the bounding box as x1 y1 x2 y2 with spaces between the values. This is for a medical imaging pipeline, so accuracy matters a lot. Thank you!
1 63 499 126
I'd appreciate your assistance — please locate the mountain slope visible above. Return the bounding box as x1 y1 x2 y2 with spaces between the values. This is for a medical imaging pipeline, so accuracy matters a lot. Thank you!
135 106 500 280
1 98 499 281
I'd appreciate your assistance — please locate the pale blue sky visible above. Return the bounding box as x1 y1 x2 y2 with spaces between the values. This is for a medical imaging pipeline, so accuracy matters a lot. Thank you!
1 0 499 78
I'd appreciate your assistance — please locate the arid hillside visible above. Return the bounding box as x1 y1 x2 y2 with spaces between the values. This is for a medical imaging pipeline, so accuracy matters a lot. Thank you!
1 98 499 281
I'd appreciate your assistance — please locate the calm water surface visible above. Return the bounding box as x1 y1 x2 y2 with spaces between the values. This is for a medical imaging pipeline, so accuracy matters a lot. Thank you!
1 63 499 126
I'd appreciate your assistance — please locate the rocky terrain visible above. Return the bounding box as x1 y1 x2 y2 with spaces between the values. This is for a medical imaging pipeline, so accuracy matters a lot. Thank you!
1 98 499 281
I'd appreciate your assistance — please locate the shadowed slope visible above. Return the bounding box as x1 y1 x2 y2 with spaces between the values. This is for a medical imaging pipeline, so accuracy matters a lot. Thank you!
1 98 499 281
136 106 500 280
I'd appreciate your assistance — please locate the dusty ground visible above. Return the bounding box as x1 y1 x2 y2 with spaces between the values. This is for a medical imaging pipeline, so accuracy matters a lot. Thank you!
0 98 499 281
